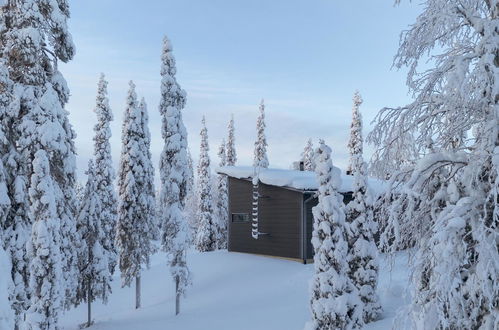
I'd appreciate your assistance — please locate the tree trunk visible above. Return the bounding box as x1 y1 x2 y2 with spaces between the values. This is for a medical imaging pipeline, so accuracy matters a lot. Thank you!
87 285 92 328
136 274 141 309
175 277 180 315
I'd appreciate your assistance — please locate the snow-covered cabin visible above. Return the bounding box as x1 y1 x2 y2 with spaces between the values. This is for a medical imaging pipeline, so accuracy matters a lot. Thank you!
217 166 386 263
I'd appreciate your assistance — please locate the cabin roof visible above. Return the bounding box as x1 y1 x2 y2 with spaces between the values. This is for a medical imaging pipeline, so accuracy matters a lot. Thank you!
216 166 387 194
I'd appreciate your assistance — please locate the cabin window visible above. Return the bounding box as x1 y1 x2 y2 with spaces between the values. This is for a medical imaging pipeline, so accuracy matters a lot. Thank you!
231 213 250 223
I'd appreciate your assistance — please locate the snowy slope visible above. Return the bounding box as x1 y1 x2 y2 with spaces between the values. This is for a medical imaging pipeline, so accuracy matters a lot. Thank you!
61 250 410 330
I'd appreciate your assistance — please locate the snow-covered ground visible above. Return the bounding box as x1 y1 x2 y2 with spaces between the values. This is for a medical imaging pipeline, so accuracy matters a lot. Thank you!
61 250 410 330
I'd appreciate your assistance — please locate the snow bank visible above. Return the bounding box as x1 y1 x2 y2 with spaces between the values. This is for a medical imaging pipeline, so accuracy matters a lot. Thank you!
217 166 387 194
60 250 410 330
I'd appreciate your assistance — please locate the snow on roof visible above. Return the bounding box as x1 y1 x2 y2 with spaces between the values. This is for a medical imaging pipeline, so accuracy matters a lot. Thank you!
216 166 387 194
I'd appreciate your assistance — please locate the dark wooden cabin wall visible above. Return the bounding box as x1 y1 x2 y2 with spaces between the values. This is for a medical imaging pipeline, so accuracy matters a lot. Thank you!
228 177 303 259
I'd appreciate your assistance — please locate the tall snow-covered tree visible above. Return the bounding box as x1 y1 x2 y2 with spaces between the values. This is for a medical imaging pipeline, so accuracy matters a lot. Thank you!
0 149 13 329
0 81 14 326
138 98 158 241
253 99 269 168
92 74 118 276
216 139 228 249
74 181 85 209
184 150 199 242
0 61 12 236
25 150 63 330
0 0 79 321
369 1 499 328
301 138 315 171
0 243 14 330
345 150 381 323
305 141 363 330
76 160 111 328
345 90 381 323
0 57 30 326
226 114 237 166
347 91 363 175
251 100 269 239
195 116 217 252
116 82 156 309
158 36 191 315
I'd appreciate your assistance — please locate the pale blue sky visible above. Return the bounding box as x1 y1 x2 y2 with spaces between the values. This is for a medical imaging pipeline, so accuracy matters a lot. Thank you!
61 0 422 181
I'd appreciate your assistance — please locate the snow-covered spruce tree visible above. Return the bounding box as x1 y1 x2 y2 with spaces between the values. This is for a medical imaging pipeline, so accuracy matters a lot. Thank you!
74 181 85 210
25 150 63 330
305 141 363 330
253 99 269 168
0 57 29 327
0 61 12 233
138 98 158 242
92 74 118 276
226 114 237 166
251 100 269 239
216 139 229 249
158 36 191 315
0 0 80 319
76 160 111 328
184 150 199 242
345 154 381 323
0 152 14 329
369 1 499 328
347 91 363 175
0 243 14 330
195 116 217 252
116 82 156 309
345 90 381 323
301 138 315 171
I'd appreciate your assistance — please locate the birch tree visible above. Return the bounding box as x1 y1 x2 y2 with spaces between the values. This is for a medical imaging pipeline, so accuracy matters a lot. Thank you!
369 1 499 327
